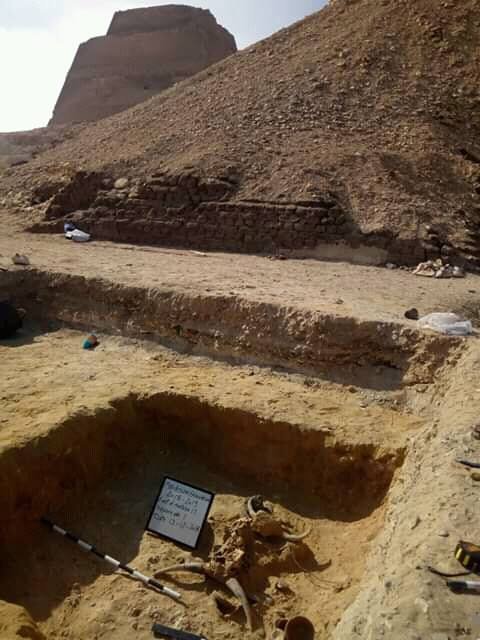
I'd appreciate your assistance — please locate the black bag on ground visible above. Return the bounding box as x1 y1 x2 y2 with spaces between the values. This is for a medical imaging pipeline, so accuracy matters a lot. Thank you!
0 302 23 338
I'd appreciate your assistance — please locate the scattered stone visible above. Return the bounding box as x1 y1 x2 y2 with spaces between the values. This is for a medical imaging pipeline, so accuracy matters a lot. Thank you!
414 259 465 279
471 471 480 482
405 308 419 320
114 177 129 190
385 262 398 269
414 260 437 277
411 515 421 530
11 253 30 266
435 266 450 279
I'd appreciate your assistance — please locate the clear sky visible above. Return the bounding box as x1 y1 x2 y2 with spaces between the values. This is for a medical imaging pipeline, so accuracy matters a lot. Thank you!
0 0 326 132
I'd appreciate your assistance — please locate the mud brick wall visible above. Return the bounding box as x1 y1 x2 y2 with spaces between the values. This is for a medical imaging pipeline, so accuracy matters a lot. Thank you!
34 171 435 264
46 171 106 215
42 172 349 253
188 201 349 252
65 202 349 253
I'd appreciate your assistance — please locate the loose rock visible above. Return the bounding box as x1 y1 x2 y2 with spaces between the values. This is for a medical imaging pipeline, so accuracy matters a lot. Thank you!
405 308 419 321
11 253 30 266
414 260 465 279
114 178 129 190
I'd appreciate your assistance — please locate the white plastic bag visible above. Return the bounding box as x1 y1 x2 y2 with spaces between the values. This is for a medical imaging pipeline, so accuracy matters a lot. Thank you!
418 313 473 336
70 229 91 243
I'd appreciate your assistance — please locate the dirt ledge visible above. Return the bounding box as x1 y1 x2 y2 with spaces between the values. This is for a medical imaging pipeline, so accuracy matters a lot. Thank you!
1 267 466 387
334 344 480 639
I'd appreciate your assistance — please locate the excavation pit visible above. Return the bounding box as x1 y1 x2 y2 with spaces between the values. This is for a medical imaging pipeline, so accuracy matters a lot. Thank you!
0 323 425 640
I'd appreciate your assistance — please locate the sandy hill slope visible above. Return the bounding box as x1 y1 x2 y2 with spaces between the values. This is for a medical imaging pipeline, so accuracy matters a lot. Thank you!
2 0 480 266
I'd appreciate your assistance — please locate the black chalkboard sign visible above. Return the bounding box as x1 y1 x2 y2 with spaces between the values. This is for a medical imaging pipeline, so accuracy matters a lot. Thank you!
146 477 214 549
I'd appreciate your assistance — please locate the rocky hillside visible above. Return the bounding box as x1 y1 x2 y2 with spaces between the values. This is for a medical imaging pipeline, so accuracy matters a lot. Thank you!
49 5 236 124
3 0 480 267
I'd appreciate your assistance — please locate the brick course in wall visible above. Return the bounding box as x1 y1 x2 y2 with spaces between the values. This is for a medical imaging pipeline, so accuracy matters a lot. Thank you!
30 170 451 266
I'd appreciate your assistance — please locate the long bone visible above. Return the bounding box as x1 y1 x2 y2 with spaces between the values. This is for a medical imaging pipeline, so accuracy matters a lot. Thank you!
155 561 253 630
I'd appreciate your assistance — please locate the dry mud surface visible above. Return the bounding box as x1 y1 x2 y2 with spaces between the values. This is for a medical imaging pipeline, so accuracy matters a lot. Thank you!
0 221 478 323
1 226 480 639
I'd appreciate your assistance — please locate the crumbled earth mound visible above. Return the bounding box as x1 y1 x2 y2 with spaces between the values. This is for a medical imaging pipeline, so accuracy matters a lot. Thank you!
50 5 237 125
2 0 480 266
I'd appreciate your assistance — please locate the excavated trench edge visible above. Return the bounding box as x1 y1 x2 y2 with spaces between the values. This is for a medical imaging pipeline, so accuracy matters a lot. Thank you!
0 390 403 545
1 267 463 388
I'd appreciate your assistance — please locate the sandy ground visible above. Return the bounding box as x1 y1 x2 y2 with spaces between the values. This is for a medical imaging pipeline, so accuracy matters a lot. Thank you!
0 327 420 640
0 220 479 326
1 217 480 640
0 327 419 451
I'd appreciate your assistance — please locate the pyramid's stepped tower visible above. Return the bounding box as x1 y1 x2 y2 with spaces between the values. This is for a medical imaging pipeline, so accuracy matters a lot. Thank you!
49 5 237 125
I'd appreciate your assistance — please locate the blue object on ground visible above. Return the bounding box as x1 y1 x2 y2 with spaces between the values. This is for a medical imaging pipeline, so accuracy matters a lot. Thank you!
83 334 99 350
